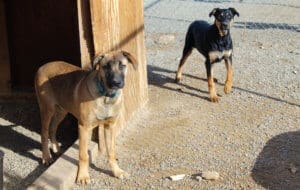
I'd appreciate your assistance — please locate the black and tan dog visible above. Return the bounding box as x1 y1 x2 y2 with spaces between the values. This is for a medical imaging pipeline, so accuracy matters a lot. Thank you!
35 51 137 184
175 8 239 102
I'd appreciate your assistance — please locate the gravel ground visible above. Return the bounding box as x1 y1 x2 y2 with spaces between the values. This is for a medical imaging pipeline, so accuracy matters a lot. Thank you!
1 0 299 189
73 0 300 189
0 100 77 189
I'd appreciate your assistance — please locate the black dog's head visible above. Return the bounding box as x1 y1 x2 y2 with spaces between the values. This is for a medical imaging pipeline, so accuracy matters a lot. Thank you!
209 8 239 36
93 51 137 91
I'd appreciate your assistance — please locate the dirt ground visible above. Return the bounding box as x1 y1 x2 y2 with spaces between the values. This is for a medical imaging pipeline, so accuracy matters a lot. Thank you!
74 0 300 189
1 0 300 190
0 100 77 189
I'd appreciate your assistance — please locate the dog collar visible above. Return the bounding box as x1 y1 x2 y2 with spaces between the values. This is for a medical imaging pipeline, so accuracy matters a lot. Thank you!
96 79 119 98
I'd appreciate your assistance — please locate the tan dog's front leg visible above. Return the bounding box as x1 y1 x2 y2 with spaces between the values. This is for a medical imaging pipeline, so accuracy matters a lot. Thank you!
98 124 106 156
104 124 129 179
40 109 54 165
76 125 91 185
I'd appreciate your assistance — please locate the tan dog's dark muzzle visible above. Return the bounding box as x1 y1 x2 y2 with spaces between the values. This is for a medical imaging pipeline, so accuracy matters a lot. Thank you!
110 75 124 89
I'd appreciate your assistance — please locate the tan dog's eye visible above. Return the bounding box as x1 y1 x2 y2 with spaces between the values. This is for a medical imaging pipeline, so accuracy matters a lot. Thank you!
119 63 126 70
102 64 109 70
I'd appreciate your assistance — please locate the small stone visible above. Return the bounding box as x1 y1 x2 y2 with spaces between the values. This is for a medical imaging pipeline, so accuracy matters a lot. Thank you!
169 174 185 181
201 171 220 180
157 34 175 45
290 49 300 55
290 163 298 174
176 88 183 92
196 176 202 182
292 70 297 74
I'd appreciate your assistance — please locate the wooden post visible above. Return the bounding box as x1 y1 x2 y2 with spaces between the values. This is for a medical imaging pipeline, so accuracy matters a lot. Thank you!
0 0 11 93
77 0 94 70
87 0 148 134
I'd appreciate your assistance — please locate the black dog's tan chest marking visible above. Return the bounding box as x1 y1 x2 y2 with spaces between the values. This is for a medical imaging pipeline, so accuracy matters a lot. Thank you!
208 49 232 63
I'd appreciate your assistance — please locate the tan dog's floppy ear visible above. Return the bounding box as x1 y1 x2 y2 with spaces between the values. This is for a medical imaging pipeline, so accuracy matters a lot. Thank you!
229 7 239 17
121 51 138 69
209 8 220 17
93 54 105 70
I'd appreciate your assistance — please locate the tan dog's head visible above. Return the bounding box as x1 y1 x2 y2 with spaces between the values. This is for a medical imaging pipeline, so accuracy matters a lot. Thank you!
209 8 239 36
93 51 137 91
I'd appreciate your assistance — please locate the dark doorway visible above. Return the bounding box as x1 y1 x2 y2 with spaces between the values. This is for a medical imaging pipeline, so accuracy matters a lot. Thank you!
5 0 81 92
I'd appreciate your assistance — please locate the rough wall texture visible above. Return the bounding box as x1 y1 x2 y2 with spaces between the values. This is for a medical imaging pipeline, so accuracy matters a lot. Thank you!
0 0 10 93
89 0 148 134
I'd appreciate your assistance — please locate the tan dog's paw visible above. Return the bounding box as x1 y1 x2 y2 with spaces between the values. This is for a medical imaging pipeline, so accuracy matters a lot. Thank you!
113 168 130 179
51 143 61 154
210 95 219 102
76 172 91 185
42 157 53 166
224 83 232 94
175 77 181 83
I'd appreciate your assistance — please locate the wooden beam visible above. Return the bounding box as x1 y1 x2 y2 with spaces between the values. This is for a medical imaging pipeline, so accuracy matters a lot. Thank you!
28 141 98 190
90 0 121 53
0 0 11 93
77 0 94 70
89 0 148 134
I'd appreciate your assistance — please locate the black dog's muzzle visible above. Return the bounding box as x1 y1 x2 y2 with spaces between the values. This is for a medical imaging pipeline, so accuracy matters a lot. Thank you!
221 22 229 30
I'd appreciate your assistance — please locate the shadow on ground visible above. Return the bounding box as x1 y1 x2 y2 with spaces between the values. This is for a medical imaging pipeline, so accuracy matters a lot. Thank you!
0 100 77 188
147 65 300 107
147 65 211 101
145 15 300 33
252 131 300 190
147 64 300 107
193 0 300 9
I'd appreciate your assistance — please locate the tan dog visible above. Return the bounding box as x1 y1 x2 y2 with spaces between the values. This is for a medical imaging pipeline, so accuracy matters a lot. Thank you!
34 50 137 184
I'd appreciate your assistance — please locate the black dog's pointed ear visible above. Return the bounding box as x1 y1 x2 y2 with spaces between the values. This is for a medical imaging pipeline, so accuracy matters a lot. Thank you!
92 54 105 70
229 7 239 17
121 50 138 69
209 8 220 17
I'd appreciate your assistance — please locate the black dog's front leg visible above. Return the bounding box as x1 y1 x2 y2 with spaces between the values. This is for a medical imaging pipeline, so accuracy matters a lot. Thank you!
205 60 219 102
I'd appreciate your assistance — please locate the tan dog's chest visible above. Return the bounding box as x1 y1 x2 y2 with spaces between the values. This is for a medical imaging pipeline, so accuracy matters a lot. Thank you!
96 97 121 119
85 96 122 125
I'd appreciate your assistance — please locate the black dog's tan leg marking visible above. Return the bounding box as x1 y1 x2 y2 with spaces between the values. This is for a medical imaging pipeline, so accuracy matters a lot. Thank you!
176 50 192 83
49 109 67 153
77 125 91 185
104 123 129 179
206 61 219 102
175 34 193 83
224 56 233 94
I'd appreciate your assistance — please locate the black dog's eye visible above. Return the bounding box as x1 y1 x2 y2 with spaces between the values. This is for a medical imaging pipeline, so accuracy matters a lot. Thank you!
225 12 232 19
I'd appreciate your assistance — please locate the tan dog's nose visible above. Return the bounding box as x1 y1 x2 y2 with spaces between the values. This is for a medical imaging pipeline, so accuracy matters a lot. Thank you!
111 76 124 89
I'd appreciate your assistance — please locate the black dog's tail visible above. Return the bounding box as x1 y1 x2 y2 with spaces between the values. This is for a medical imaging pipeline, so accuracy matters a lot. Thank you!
182 25 195 56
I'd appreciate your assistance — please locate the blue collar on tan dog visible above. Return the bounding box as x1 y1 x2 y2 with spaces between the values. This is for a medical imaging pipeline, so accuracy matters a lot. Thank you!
96 79 119 98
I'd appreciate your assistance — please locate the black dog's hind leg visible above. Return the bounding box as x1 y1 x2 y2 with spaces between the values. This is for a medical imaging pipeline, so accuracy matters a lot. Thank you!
224 55 233 94
175 35 193 83
205 60 219 102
